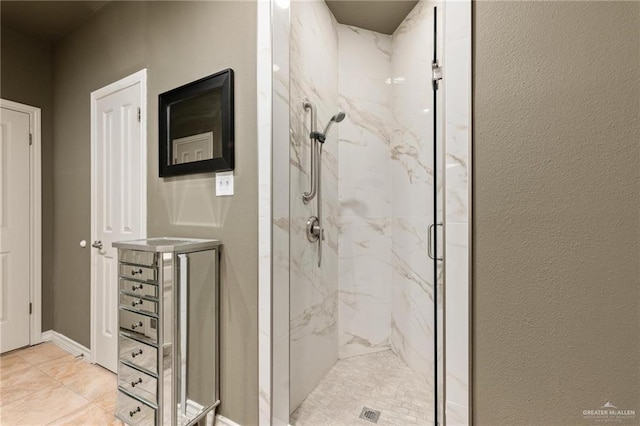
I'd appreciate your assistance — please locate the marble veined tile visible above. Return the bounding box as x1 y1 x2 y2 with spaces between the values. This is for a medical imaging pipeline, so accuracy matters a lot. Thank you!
338 25 391 81
338 98 391 151
389 130 433 219
444 36 471 223
338 25 391 106
0 384 89 425
390 0 433 222
390 218 435 380
290 293 339 411
387 1 437 383
445 223 469 424
338 216 392 358
338 216 391 287
339 143 391 218
289 0 340 412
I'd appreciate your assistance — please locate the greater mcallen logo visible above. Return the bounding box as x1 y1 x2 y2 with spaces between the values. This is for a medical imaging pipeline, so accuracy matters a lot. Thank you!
583 401 636 423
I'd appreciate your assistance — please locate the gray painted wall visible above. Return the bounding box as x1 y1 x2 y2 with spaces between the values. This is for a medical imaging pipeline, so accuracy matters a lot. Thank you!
473 2 640 424
0 26 54 332
52 2 257 424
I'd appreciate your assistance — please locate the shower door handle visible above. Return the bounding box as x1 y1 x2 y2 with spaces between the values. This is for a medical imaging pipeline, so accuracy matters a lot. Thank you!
428 223 444 262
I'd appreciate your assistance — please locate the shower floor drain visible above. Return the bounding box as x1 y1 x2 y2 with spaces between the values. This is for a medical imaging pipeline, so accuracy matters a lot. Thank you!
359 407 381 423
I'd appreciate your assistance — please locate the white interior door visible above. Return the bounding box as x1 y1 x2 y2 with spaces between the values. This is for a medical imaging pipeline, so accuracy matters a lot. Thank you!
0 107 31 353
92 71 146 372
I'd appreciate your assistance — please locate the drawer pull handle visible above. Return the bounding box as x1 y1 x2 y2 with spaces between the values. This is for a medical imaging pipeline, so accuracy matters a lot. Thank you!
131 377 143 387
131 284 144 291
129 406 141 417
131 299 143 307
131 349 143 358
131 321 143 330
131 268 143 276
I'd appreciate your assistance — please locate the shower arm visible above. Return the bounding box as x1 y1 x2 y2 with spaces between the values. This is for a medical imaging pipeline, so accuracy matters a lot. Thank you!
302 99 317 204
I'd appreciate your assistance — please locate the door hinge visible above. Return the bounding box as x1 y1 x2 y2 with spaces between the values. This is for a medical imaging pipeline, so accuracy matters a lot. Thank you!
29 303 32 314
29 133 33 145
432 60 443 90
137 107 141 122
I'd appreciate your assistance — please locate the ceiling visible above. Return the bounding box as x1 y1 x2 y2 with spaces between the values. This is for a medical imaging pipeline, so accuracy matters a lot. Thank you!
326 0 419 35
1 0 418 42
0 1 109 42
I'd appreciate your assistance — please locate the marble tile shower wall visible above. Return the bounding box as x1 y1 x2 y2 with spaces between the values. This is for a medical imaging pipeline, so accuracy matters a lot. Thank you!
289 0 437 411
336 2 436 383
337 24 393 359
289 0 340 412
388 0 435 382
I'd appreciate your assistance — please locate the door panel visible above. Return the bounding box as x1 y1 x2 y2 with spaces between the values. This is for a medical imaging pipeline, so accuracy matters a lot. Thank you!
93 81 145 372
0 107 31 353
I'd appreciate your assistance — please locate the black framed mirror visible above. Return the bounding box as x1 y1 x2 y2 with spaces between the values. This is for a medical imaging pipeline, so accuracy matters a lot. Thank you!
159 68 234 177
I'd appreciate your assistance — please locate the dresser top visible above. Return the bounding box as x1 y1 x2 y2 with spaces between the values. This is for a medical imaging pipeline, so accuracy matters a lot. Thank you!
112 237 221 253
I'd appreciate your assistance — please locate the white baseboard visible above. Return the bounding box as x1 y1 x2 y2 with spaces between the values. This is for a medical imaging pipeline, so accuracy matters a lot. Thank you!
41 330 91 360
216 414 241 426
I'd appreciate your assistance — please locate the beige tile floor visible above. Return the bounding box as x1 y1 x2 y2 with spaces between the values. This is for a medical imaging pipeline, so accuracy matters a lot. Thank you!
0 343 122 425
291 350 434 426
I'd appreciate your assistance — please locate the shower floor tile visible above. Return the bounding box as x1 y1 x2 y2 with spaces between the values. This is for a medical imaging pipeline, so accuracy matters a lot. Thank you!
291 350 433 426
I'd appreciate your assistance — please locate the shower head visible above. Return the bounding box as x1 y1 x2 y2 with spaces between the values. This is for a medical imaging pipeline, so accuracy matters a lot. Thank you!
332 111 346 123
322 111 346 137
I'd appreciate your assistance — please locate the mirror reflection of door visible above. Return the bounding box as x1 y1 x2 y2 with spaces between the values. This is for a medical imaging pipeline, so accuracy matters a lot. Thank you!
169 87 222 166
172 131 214 164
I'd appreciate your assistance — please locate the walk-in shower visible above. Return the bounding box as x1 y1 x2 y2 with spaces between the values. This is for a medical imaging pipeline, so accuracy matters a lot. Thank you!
287 0 444 424
260 0 471 422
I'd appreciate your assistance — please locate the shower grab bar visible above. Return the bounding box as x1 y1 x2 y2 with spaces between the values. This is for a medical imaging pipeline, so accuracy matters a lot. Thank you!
317 143 323 267
302 99 317 204
428 223 444 262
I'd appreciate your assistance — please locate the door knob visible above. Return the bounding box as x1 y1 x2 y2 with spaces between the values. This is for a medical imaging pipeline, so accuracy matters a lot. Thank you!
91 240 103 250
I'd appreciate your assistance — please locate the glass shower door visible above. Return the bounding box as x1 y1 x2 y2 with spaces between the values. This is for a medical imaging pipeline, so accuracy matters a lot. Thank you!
432 6 446 425
283 1 445 425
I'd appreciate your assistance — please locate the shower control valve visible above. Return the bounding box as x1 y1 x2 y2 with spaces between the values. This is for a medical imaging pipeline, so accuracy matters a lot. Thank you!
306 216 321 243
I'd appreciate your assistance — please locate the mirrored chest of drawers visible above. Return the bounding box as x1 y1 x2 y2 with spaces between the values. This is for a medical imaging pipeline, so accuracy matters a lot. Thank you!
112 238 221 426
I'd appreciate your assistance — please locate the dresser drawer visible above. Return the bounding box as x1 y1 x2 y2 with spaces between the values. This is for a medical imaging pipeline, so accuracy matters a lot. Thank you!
118 362 158 404
119 250 157 267
119 334 157 374
119 310 157 343
120 293 158 316
120 279 158 299
116 390 156 426
120 264 157 283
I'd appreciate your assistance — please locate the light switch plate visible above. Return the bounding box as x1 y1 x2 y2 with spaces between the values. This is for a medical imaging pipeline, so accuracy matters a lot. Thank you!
216 171 234 196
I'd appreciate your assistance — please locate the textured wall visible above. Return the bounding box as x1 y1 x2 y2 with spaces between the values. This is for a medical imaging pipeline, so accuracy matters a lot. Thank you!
473 2 640 424
52 2 257 424
0 25 55 333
